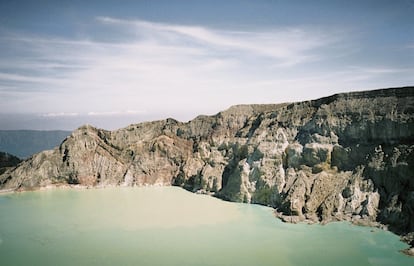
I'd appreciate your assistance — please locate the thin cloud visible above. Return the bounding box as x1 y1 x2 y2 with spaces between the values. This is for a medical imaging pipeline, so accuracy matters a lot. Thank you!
41 110 145 118
87 110 146 116
0 17 412 122
349 66 414 74
0 72 63 85
96 16 333 66
41 112 80 117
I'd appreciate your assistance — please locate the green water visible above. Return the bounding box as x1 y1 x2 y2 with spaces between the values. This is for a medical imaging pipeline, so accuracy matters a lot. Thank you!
0 187 412 266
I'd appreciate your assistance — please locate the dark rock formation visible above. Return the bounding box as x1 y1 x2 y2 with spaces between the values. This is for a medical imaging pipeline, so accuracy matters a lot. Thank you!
1 86 413 249
0 151 21 175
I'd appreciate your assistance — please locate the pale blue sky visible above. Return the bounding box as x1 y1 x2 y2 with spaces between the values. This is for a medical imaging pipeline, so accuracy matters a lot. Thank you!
0 0 413 130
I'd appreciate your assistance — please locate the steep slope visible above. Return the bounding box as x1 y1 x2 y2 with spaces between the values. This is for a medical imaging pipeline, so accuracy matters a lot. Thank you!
1 87 413 249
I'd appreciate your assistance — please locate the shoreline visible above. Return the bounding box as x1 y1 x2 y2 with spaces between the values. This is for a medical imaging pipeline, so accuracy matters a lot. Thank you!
0 182 173 194
1 183 413 256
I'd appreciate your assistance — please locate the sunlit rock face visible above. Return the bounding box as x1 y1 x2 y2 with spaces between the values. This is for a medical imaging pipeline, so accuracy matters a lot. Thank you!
1 87 413 242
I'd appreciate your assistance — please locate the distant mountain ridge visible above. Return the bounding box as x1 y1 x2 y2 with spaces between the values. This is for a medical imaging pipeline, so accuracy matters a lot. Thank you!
0 130 71 158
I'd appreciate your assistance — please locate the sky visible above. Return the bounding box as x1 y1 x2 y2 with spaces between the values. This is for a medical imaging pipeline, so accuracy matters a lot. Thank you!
0 0 413 130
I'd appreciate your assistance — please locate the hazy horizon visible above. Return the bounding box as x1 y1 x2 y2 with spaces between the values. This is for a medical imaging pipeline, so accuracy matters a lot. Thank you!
1 0 413 130
0 86 412 131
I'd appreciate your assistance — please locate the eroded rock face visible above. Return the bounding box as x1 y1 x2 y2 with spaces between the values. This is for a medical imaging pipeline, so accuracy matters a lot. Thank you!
1 87 413 244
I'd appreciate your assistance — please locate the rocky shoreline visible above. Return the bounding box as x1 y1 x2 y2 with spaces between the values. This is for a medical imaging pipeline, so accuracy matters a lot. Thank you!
1 86 413 254
274 208 414 256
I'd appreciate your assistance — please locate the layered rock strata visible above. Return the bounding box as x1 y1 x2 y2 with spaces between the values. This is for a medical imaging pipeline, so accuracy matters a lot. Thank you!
1 87 413 249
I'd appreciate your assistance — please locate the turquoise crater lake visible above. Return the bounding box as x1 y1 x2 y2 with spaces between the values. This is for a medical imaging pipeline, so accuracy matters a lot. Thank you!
0 186 411 266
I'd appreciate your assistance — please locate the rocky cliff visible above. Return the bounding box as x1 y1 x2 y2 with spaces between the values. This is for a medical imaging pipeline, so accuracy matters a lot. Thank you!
1 87 413 249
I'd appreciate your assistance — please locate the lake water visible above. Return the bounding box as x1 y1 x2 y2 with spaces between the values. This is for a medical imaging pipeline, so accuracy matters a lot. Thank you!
0 186 412 266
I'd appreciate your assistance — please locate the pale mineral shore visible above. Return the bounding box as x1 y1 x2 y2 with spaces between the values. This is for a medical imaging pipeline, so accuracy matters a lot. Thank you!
1 86 413 255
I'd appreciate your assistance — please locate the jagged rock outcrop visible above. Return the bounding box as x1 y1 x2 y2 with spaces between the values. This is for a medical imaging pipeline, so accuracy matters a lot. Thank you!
1 86 413 248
